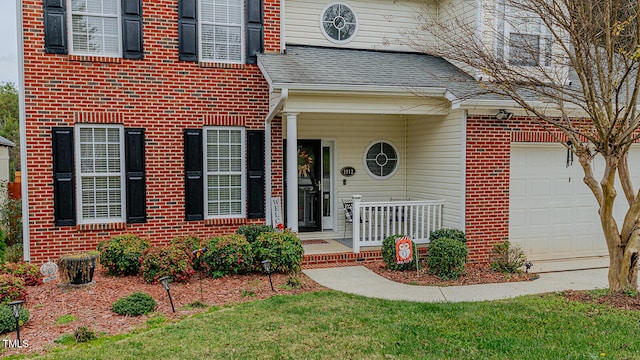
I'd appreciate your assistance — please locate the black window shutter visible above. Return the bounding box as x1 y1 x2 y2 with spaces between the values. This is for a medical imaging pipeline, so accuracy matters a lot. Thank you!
125 128 146 223
184 129 204 220
246 0 263 64
121 0 144 59
52 127 75 226
247 130 265 218
43 0 68 54
178 0 198 62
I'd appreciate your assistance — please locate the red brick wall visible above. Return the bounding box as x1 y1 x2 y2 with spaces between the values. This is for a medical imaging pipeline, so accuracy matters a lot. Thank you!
22 0 282 264
465 114 559 262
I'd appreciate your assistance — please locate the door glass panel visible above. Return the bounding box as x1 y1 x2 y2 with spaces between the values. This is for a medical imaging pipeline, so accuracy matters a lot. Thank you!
323 146 331 217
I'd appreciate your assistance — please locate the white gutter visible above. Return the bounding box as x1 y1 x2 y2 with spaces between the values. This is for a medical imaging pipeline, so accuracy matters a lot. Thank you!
270 83 455 99
16 0 29 262
264 88 288 226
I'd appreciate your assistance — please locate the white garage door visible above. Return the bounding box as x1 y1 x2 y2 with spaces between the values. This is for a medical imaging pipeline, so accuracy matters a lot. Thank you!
510 143 640 261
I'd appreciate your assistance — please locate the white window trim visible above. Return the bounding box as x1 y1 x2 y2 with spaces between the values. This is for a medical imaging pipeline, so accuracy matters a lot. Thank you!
67 0 123 57
501 2 552 68
203 126 247 219
363 139 399 180
198 0 246 64
75 124 126 224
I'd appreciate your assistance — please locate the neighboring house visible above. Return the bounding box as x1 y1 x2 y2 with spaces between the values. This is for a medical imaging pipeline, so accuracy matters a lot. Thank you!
19 0 612 264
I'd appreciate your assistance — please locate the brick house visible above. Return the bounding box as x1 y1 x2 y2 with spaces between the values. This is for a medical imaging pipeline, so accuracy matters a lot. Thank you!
19 0 614 264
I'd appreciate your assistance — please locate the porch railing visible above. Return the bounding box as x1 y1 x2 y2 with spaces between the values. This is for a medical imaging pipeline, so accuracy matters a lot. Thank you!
351 195 444 253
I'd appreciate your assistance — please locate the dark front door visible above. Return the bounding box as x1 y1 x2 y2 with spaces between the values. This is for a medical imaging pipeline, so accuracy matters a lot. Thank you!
297 140 322 231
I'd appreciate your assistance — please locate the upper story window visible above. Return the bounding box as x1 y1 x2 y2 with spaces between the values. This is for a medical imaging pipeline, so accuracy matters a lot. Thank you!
497 1 551 67
199 0 244 63
69 0 122 57
320 3 358 44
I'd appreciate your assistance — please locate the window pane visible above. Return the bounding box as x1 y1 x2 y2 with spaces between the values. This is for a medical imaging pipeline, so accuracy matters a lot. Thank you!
205 129 244 217
71 0 119 56
509 33 539 66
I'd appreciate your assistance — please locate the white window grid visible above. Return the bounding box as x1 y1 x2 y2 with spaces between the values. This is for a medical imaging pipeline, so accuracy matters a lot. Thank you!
363 140 399 180
204 127 246 218
199 0 245 63
75 125 126 224
68 0 122 57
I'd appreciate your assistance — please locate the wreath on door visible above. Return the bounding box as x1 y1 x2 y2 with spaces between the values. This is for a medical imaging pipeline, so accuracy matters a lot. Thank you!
297 148 314 177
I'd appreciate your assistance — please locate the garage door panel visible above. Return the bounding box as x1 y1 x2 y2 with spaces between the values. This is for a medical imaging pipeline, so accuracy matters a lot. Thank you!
529 179 551 196
550 207 572 225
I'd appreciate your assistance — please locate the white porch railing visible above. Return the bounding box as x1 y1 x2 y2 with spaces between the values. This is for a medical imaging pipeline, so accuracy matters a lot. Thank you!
351 195 444 253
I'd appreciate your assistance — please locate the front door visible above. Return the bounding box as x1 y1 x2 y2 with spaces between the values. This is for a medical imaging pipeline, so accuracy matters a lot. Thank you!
297 140 322 231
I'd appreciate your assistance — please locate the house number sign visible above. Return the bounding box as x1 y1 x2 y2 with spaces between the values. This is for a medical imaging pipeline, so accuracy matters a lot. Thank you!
340 166 356 177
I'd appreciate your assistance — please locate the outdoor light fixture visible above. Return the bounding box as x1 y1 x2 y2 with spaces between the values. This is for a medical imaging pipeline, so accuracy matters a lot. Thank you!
525 261 533 273
261 260 275 291
9 300 24 344
158 276 175 313
495 109 514 120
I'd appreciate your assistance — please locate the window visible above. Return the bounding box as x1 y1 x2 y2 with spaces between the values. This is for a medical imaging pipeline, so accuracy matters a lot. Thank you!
497 1 551 67
75 125 125 223
364 140 399 179
69 0 121 56
320 3 358 44
199 0 244 63
204 127 246 218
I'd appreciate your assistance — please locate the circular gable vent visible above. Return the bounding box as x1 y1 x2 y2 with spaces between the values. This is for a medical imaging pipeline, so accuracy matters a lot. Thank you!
320 3 358 44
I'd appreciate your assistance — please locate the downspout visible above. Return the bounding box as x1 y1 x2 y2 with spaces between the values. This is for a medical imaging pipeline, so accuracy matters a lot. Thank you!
16 0 30 262
265 88 288 226
280 0 286 53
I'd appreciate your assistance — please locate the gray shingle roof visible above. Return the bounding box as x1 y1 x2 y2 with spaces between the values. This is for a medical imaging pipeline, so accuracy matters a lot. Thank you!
258 46 480 99
0 136 15 147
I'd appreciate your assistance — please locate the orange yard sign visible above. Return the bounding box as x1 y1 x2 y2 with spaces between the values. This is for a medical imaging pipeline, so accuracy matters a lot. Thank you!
395 237 413 264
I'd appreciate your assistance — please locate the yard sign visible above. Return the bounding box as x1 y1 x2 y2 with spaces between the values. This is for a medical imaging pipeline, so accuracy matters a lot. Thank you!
395 237 413 264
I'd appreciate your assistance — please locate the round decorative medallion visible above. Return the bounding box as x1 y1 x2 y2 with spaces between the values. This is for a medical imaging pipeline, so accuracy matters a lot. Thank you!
320 3 358 44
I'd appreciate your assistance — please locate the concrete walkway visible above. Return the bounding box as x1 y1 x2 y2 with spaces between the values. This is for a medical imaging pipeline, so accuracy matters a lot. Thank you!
302 266 609 303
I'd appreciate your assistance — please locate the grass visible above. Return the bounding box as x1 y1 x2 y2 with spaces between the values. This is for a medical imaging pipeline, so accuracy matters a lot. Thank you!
23 290 640 359
54 315 77 326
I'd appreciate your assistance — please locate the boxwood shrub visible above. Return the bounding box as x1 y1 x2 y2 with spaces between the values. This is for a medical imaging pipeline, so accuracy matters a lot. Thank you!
426 237 468 280
98 234 150 276
0 303 29 334
253 230 304 274
203 234 254 278
382 234 418 271
429 228 467 243
112 292 157 316
140 245 194 284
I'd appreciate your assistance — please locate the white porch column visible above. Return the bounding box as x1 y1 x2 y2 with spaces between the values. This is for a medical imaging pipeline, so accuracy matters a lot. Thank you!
285 113 299 232
352 194 362 253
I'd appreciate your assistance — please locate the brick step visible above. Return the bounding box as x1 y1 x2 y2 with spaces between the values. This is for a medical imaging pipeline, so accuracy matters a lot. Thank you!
301 247 429 269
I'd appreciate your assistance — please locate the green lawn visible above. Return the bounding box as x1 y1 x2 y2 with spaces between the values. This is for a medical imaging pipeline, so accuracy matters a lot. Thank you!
26 291 640 359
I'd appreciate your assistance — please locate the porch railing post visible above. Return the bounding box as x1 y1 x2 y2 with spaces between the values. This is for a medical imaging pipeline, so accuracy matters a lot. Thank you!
352 194 362 253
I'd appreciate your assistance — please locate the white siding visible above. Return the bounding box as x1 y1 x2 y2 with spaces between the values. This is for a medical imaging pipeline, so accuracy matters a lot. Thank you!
285 0 438 52
405 110 465 230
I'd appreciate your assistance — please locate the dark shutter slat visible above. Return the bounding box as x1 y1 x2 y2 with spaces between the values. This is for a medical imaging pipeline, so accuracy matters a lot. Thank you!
246 0 263 64
43 0 68 54
121 0 144 59
52 127 75 226
125 128 146 223
184 129 204 220
178 0 198 62
247 130 265 218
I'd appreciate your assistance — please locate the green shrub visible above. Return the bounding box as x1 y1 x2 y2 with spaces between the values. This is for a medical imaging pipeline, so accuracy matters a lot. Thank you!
5 243 23 263
490 241 527 273
429 228 467 243
0 228 6 263
381 234 418 271
1 196 22 247
98 234 150 276
112 292 157 316
140 245 194 284
236 224 275 243
203 234 254 278
73 326 97 342
0 303 29 334
171 236 205 270
0 274 25 303
426 237 468 280
0 261 43 286
253 230 304 274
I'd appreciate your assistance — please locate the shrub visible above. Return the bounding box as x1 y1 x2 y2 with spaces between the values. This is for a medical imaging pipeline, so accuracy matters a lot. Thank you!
0 261 43 286
98 234 150 276
253 230 304 274
203 234 254 278
171 236 205 270
0 303 29 334
5 243 23 263
73 326 97 342
426 237 468 280
0 274 26 304
140 245 194 284
382 234 418 271
236 224 275 244
112 292 157 316
1 195 22 247
429 228 467 244
490 241 527 273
